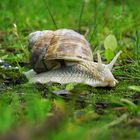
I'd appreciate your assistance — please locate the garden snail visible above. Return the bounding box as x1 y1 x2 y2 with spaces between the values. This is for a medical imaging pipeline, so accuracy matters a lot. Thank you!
25 29 122 87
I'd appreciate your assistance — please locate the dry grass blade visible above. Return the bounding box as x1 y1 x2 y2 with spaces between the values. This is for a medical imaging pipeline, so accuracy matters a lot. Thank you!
107 114 128 128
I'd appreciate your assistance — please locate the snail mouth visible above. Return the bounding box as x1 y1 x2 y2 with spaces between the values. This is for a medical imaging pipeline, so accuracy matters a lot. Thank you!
105 79 118 87
107 81 116 87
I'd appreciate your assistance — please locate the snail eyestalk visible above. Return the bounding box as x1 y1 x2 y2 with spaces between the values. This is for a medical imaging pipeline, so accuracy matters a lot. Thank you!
97 51 103 70
107 51 122 71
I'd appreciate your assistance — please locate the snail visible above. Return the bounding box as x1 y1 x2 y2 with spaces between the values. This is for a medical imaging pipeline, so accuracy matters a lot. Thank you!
24 29 122 87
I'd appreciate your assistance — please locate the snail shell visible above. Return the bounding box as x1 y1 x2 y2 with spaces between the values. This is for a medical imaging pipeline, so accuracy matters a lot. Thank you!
28 29 93 73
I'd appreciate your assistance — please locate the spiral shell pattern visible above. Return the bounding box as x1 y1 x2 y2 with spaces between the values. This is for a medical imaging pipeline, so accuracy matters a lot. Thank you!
28 29 93 73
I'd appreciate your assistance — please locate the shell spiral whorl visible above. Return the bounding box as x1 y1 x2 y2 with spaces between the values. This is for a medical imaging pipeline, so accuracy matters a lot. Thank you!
28 29 93 73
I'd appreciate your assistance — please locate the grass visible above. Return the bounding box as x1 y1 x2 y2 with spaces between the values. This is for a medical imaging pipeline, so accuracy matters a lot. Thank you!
0 0 140 140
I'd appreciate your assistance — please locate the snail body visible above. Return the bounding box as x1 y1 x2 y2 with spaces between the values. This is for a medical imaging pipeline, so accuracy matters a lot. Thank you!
25 29 121 87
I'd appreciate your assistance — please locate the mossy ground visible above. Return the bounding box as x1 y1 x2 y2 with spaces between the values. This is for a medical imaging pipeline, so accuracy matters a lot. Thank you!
0 0 140 140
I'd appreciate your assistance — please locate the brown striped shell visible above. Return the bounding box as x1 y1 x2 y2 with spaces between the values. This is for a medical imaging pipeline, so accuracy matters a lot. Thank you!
28 29 93 73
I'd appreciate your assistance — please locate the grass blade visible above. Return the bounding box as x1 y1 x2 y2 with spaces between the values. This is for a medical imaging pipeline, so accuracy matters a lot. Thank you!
78 0 86 32
43 0 58 29
135 30 140 65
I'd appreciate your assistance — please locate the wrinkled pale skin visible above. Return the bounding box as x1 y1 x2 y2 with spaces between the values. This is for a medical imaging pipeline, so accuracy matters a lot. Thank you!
95 51 122 87
76 51 122 87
